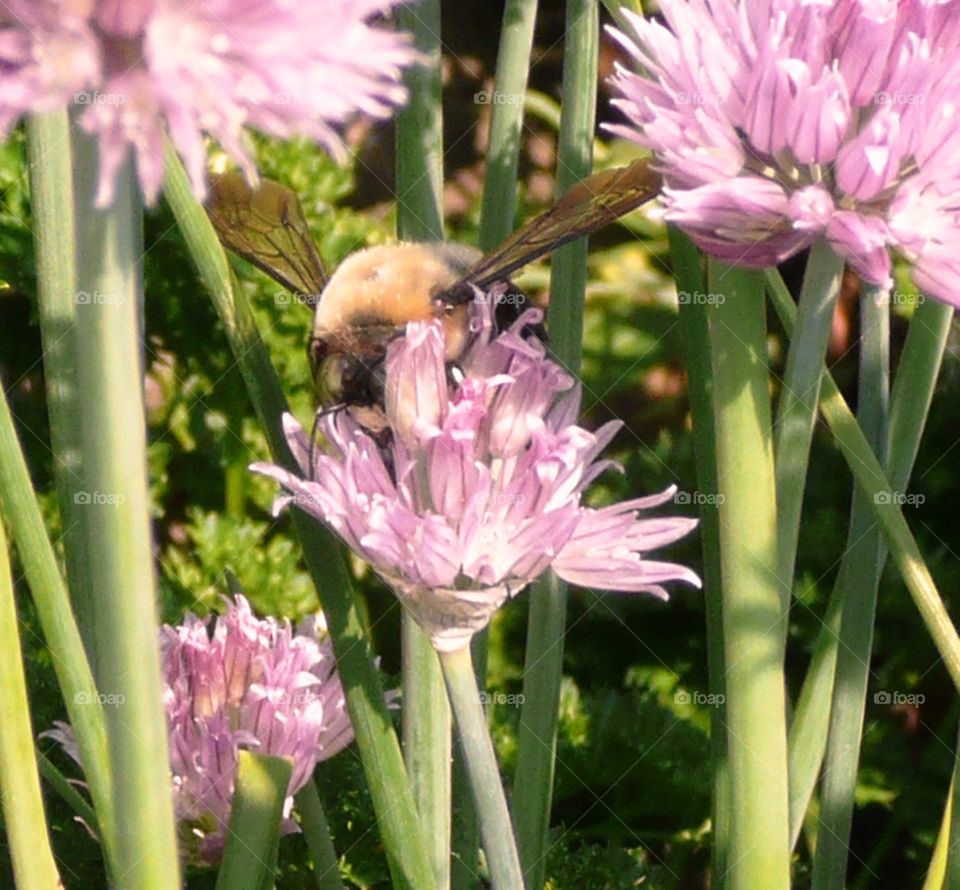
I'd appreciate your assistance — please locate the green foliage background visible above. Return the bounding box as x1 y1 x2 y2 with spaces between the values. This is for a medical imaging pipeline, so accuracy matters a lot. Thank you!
0 55 957 890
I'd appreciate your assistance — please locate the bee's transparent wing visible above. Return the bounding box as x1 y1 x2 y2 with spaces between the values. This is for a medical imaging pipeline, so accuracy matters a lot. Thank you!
444 157 660 297
206 171 328 299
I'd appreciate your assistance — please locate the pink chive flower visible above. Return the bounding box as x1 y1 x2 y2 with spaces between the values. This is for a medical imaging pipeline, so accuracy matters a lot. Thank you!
606 0 960 304
251 301 700 654
46 595 354 864
0 1 416 205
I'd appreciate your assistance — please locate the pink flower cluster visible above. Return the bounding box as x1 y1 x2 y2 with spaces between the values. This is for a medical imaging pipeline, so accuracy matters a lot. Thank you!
607 0 960 303
253 302 700 653
48 595 353 863
0 0 415 204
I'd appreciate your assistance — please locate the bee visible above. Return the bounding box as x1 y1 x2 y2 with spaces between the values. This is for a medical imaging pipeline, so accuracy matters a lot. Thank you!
206 158 659 433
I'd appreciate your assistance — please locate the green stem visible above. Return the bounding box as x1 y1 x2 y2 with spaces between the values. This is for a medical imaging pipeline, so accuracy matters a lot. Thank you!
163 147 436 890
785 290 952 845
0 341 115 874
457 6 539 886
811 286 889 890
215 752 292 890
766 274 960 691
514 4 596 887
72 131 180 889
396 5 451 886
25 112 94 665
38 752 100 839
948 719 960 889
479 0 539 252
0 520 60 889
774 238 845 610
295 780 345 890
670 227 729 884
707 261 790 890
441 646 525 890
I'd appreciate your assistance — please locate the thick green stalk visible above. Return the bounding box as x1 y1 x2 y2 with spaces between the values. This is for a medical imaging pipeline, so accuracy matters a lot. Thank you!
396 4 452 886
811 287 889 890
948 721 960 889
295 780 345 890
25 112 94 663
514 4 596 887
215 752 292 890
774 238 845 610
707 261 790 890
454 7 539 886
0 383 114 869
784 289 952 845
923 776 952 890
670 227 729 883
441 646 525 890
479 0 539 252
163 148 436 890
72 132 180 889
0 521 60 889
766 275 960 691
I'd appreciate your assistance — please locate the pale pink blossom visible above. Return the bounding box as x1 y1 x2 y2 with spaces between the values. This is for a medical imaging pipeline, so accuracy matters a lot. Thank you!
252 300 700 653
0 1 416 204
606 0 960 304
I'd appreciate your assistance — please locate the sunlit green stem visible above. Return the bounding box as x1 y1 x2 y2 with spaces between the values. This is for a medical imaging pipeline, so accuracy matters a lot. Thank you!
295 780 345 890
514 4 596 887
396 4 452 885
785 293 952 846
25 112 94 664
163 148 436 890
774 238 845 610
766 274 960 692
0 520 60 889
441 646 525 890
479 0 539 252
811 287 889 890
708 261 790 890
670 228 729 883
72 131 180 890
215 752 291 890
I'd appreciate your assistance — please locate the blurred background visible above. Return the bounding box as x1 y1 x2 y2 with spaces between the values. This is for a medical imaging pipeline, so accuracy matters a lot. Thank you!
1 4 958 887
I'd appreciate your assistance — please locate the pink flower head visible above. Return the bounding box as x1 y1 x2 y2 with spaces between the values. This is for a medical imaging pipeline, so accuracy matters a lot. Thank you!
0 1 416 205
46 595 354 864
606 0 960 305
252 299 700 653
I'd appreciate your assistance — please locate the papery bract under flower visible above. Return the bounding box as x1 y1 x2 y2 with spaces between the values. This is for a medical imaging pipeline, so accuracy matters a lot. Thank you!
46 595 354 864
606 0 960 305
252 302 700 653
0 1 416 204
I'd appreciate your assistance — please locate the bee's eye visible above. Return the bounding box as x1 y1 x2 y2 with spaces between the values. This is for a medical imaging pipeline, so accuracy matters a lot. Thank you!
316 355 344 405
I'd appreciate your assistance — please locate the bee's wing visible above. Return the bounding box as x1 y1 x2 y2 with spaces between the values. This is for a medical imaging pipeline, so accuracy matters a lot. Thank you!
206 171 328 299
444 157 659 297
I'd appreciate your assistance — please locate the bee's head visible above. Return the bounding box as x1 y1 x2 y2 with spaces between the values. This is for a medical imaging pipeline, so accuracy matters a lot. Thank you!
309 335 389 425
